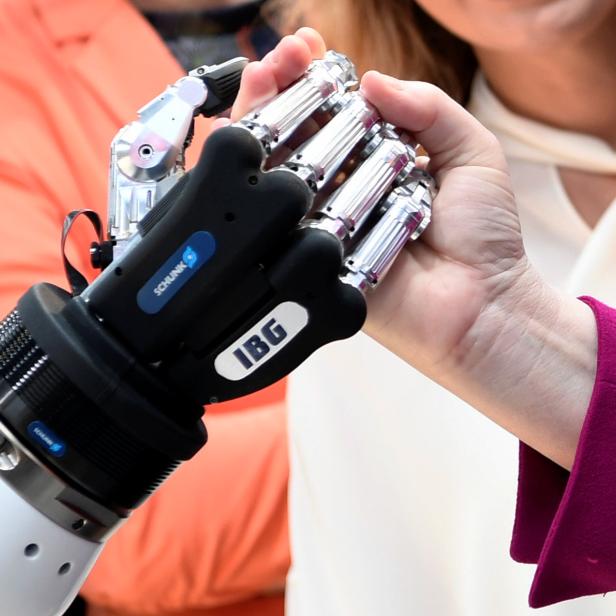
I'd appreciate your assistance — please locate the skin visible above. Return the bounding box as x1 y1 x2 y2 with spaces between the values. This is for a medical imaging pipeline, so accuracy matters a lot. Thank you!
132 3 611 465
414 0 616 52
228 29 597 470
132 0 251 10
415 0 616 226
108 2 602 602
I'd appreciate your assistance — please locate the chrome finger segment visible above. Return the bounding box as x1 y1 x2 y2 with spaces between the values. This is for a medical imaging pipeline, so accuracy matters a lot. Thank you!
310 127 415 240
283 93 381 192
109 75 211 252
114 76 208 184
237 51 357 153
341 170 434 292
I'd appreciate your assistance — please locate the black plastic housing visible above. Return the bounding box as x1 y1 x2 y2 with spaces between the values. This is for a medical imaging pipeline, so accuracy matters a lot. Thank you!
85 126 367 405
0 124 369 514
163 227 367 402
86 127 314 360
0 285 206 511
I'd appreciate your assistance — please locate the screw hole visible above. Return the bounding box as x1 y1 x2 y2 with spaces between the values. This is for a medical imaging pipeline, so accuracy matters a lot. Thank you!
72 519 86 531
114 267 123 276
209 396 219 404
24 544 39 558
248 175 258 185
58 563 72 576
138 144 154 159
224 212 236 222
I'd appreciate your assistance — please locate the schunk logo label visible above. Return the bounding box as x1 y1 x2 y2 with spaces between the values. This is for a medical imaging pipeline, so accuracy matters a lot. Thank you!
27 421 67 458
137 232 216 314
215 302 309 381
153 246 198 297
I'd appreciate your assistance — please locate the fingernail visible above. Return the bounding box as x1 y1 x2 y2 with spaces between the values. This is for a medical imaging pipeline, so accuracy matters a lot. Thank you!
264 49 279 65
361 71 404 93
378 72 405 90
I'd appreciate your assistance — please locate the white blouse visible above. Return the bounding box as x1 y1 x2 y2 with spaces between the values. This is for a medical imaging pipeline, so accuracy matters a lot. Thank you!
286 75 616 616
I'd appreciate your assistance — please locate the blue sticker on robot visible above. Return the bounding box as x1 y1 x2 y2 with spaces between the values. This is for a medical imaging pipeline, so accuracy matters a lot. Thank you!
137 231 216 314
27 421 67 458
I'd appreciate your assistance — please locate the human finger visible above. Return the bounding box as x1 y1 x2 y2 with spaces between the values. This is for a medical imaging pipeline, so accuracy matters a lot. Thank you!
294 27 327 59
231 35 314 121
210 117 232 132
359 71 507 175
261 34 315 90
230 61 277 121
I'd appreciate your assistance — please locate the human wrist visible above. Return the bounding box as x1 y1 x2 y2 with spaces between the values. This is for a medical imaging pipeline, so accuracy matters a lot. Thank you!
442 262 597 468
443 258 550 379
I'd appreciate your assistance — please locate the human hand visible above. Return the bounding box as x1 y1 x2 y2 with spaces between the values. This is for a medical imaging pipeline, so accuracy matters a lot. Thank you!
211 28 327 130
227 30 533 377
225 30 596 467
358 72 529 377
360 74 596 468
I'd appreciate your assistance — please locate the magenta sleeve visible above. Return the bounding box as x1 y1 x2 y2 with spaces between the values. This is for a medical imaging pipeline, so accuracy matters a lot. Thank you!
510 296 616 607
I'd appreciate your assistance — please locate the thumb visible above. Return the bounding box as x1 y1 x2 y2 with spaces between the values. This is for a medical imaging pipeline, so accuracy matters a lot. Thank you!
360 71 507 175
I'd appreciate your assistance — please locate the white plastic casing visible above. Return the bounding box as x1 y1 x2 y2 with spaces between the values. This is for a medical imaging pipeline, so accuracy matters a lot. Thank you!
0 477 103 616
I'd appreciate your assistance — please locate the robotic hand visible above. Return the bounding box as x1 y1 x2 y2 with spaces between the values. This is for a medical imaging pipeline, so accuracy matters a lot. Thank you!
0 52 433 615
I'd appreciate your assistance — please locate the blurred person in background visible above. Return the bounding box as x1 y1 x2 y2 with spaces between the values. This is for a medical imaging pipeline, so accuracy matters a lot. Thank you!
2 1 616 616
0 1 299 615
258 1 616 614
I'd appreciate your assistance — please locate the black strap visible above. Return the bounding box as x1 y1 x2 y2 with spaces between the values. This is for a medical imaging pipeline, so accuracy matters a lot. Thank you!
61 209 104 296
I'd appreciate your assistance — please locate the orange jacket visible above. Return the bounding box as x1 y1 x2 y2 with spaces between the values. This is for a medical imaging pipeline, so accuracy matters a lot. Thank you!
0 1 288 614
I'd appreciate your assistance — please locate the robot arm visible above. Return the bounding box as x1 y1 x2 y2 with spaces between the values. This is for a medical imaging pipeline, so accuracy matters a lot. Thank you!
0 52 433 616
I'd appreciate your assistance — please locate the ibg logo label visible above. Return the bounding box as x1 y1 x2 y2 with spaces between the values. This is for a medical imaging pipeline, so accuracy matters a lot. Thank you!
214 302 309 381
138 231 216 314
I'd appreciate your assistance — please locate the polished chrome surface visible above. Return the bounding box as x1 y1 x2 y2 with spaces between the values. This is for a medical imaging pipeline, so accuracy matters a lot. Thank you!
237 51 357 153
341 169 434 292
105 49 436 293
311 128 415 240
0 434 19 471
109 75 208 254
284 93 381 192
108 59 247 257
